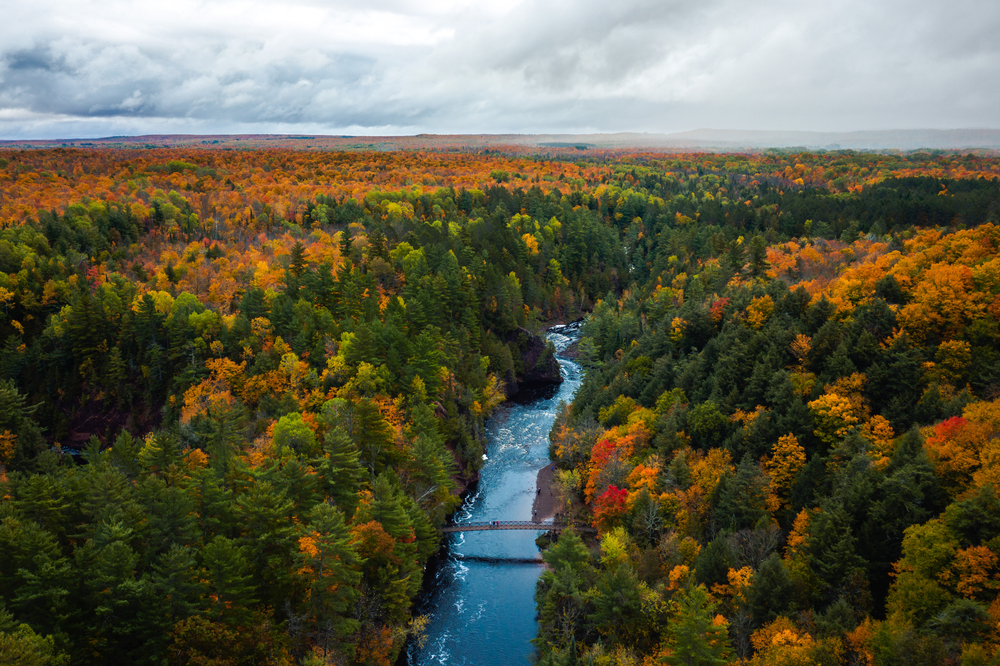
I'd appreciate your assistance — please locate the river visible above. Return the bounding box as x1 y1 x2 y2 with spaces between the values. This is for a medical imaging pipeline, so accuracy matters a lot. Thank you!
406 330 583 666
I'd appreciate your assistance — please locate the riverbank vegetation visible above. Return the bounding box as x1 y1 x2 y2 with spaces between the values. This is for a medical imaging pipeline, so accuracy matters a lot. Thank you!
0 144 997 663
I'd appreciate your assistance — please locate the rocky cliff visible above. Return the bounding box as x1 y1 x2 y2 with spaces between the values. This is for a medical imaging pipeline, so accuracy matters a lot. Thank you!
499 327 562 397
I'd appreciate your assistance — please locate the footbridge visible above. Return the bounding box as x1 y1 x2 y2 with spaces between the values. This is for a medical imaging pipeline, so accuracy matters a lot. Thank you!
441 520 596 534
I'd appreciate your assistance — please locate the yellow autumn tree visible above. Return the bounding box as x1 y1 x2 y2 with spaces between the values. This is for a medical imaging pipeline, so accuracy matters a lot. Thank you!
951 545 1000 600
746 294 774 329
750 617 814 664
627 458 660 494
861 415 896 468
690 447 734 497
968 399 1000 490
0 430 16 466
808 373 870 446
897 263 983 345
762 434 806 510
789 334 811 370
785 509 818 584
670 316 686 342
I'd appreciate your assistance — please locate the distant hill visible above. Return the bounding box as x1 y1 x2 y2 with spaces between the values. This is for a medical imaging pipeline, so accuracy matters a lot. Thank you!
654 128 1000 150
520 129 1000 150
2 128 999 152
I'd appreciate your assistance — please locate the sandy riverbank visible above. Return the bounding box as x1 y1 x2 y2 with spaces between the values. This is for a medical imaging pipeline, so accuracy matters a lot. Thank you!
532 464 558 522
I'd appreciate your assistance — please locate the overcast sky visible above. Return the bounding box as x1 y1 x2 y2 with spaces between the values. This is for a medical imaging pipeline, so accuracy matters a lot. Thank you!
1 0 998 139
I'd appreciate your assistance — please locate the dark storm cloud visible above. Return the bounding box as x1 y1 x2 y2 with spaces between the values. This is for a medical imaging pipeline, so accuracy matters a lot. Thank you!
0 0 997 138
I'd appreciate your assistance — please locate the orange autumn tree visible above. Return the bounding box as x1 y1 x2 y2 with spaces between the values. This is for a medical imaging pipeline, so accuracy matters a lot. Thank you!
898 263 983 344
922 416 991 496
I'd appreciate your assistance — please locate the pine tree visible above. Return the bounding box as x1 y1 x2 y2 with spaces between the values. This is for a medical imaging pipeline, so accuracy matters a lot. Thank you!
663 584 732 666
286 241 307 297
150 543 204 627
202 535 256 627
105 345 130 409
340 230 353 265
746 552 795 625
296 502 362 659
319 426 366 519
747 234 769 279
537 529 594 648
233 480 296 609
367 226 387 261
138 475 197 556
183 466 232 546
808 501 866 594
587 563 645 646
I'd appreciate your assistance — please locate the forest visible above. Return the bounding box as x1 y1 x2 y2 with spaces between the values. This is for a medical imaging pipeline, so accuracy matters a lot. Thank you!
0 143 998 664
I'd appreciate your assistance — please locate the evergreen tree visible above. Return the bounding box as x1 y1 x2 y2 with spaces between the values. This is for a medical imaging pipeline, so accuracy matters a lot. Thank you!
295 502 362 659
746 552 795 625
318 426 366 518
587 563 645 646
808 501 866 598
149 543 204 629
286 241 308 298
747 234 769 279
663 584 732 666
202 535 256 627
536 529 594 649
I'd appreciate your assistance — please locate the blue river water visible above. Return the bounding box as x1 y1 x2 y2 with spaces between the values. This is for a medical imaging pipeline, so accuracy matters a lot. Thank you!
406 332 582 666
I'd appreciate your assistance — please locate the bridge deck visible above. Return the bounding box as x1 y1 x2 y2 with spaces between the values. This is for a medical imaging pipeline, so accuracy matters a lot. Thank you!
441 520 596 534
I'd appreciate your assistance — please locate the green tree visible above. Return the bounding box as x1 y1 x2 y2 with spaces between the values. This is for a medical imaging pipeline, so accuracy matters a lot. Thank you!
0 623 69 666
73 532 150 661
149 543 205 630
232 481 296 610
536 529 594 649
202 535 256 627
587 563 644 646
747 234 769 280
687 402 727 449
286 241 308 297
663 584 732 666
808 501 867 599
272 412 317 456
363 474 420 618
183 465 232 546
138 475 197 556
746 552 795 625
712 457 769 532
0 379 44 468
295 502 362 659
318 426 366 519
694 536 733 589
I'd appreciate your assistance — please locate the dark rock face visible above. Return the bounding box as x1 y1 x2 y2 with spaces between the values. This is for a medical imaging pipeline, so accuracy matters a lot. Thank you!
500 327 562 397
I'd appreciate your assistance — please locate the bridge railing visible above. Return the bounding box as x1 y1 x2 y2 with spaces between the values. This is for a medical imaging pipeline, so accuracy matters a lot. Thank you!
440 520 596 534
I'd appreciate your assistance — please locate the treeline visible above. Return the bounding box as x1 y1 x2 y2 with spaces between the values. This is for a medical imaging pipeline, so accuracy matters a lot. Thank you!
537 165 1000 664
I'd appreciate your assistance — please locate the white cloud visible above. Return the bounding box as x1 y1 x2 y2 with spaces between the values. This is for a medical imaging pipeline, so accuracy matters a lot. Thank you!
0 0 997 138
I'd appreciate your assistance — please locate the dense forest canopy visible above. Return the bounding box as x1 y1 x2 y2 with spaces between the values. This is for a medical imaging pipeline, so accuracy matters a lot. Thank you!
0 144 998 664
